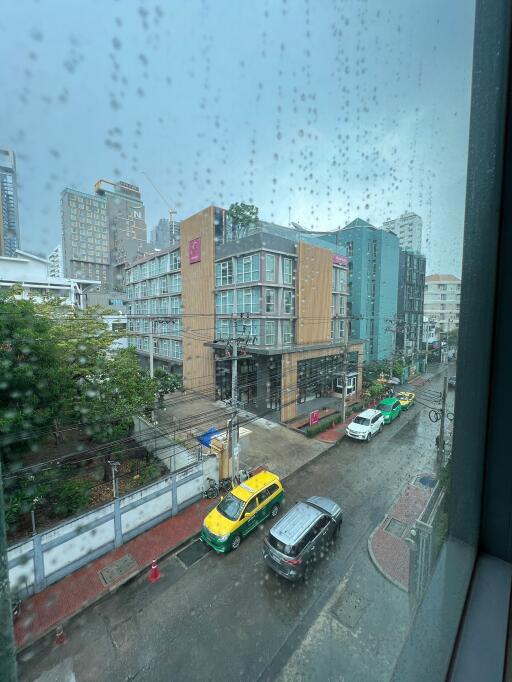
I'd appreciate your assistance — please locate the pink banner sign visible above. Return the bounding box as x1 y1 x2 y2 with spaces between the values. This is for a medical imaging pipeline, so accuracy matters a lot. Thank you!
188 238 201 264
333 254 349 266
309 410 320 426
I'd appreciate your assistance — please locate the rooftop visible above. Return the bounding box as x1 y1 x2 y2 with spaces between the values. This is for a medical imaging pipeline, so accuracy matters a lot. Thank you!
425 274 461 283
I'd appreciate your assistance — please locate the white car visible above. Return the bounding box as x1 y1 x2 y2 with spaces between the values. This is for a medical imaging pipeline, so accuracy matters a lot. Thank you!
345 409 384 442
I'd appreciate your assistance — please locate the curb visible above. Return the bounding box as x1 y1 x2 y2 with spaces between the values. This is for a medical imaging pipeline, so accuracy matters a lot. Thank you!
16 529 203 655
367 525 408 593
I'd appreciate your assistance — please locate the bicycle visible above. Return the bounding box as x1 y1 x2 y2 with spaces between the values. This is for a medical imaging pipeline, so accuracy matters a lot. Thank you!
203 477 219 499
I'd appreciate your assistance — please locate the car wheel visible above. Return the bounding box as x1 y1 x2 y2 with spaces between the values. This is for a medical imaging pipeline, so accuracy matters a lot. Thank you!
270 504 279 518
367 431 372 442
231 535 241 551
333 522 342 540
303 563 311 583
379 423 383 433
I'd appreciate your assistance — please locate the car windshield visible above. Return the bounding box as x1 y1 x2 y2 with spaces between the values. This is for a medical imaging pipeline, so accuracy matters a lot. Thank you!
379 403 392 412
354 417 370 425
216 493 245 521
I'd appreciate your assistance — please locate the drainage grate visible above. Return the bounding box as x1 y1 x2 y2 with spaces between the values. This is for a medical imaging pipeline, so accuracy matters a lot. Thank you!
176 539 211 568
332 591 369 629
385 518 408 539
99 554 137 586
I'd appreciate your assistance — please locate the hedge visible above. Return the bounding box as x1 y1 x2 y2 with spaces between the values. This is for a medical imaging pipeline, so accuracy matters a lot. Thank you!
304 412 342 438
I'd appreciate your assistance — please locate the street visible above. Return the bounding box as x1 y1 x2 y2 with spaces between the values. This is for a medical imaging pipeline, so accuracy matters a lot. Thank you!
18 371 454 682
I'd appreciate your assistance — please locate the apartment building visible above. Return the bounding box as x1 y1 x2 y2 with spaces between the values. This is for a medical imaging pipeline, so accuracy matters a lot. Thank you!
0 149 20 256
126 206 364 422
424 274 461 335
396 250 426 360
382 211 423 254
48 244 63 277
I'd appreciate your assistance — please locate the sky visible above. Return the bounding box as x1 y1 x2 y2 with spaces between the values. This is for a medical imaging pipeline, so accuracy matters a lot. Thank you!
0 0 475 275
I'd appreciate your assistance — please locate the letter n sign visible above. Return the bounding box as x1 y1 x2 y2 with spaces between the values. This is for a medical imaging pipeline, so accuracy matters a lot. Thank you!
189 238 201 264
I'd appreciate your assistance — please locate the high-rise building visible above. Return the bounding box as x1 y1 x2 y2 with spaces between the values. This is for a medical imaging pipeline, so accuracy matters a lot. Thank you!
150 218 181 249
61 188 110 287
125 207 364 423
396 250 426 361
48 244 64 277
382 211 423 254
0 149 20 256
94 179 147 289
318 218 400 362
424 274 461 335
61 180 150 291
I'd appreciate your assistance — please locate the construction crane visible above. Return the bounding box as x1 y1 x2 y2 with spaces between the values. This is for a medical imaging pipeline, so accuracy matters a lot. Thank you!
142 172 177 223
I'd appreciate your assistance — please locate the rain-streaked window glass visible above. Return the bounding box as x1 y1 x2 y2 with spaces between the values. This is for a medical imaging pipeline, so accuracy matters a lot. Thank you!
0 1 481 681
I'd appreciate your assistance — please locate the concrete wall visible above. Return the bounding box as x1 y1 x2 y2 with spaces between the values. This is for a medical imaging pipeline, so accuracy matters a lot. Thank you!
7 456 218 598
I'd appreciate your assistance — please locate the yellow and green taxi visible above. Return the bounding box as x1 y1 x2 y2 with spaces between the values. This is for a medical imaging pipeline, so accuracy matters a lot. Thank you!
396 391 415 410
201 470 284 553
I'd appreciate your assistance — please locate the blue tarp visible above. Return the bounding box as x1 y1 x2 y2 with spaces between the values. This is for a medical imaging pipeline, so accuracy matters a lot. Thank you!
196 427 220 448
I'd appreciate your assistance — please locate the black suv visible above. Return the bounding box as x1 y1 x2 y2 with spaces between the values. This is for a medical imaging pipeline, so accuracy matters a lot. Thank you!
263 496 342 581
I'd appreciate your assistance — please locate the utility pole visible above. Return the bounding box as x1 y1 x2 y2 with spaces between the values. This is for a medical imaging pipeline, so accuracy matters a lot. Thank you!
230 339 239 483
340 349 348 423
436 377 448 474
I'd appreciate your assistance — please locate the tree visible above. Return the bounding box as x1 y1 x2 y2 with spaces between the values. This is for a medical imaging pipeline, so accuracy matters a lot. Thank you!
82 348 158 481
227 202 259 239
447 328 459 347
0 291 76 469
154 368 183 407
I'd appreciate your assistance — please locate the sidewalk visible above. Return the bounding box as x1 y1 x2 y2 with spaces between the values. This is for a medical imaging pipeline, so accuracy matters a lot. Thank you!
14 497 216 652
368 475 434 590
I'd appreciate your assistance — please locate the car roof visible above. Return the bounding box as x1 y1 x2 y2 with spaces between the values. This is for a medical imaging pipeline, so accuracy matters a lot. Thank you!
359 408 381 418
232 470 280 502
269 501 322 545
306 496 342 518
379 397 397 405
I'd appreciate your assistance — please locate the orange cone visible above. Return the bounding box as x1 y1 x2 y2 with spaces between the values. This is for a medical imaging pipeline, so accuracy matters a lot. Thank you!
148 559 161 583
55 625 67 645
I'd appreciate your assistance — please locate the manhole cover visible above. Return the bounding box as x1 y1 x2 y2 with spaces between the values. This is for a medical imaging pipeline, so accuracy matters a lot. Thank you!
385 518 408 538
99 554 137 586
332 591 369 629
177 539 211 568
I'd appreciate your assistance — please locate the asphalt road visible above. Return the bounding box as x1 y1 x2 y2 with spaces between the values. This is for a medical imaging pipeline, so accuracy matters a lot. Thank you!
19 370 455 682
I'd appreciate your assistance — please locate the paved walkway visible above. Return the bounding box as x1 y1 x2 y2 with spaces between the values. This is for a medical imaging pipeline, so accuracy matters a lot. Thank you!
14 497 216 652
368 476 433 590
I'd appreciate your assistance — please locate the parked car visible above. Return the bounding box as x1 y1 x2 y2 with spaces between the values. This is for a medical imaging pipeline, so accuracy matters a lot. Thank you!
345 408 384 441
396 391 416 410
377 397 402 424
200 470 284 553
448 376 456 388
263 496 342 581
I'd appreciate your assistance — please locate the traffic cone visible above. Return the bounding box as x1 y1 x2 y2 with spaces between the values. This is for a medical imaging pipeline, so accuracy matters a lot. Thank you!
55 625 67 645
148 559 161 583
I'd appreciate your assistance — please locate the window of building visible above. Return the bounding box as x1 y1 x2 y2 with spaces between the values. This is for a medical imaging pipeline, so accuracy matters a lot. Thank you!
265 288 276 313
284 289 294 314
169 273 181 293
237 254 260 282
215 289 234 314
265 320 276 345
338 319 344 339
282 320 293 345
215 259 233 286
346 242 353 257
282 257 293 285
235 318 260 343
215 319 232 340
237 287 260 313
265 254 276 281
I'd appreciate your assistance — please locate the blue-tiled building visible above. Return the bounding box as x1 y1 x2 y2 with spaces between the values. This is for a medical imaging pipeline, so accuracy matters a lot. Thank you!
318 218 400 362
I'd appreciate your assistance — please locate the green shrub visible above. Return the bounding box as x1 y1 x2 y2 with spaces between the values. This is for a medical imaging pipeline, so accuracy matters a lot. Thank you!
46 479 92 518
139 462 162 486
304 412 342 438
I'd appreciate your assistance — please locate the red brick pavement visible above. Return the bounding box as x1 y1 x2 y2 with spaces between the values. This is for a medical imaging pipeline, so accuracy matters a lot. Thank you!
14 497 216 651
369 481 432 591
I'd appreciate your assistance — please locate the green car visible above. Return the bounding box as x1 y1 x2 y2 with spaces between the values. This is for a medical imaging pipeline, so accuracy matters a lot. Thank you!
378 397 402 424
